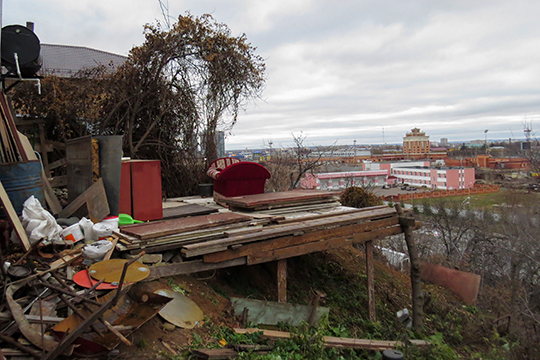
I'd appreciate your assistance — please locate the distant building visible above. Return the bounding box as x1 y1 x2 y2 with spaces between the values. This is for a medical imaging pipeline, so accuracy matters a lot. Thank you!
301 170 394 190
39 44 127 77
216 131 225 158
440 138 448 146
392 166 475 190
403 128 430 158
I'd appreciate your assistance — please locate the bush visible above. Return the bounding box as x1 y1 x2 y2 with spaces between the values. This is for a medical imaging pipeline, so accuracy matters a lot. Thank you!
340 187 383 208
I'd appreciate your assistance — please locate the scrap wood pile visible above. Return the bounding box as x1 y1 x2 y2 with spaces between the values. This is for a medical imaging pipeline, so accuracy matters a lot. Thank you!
114 191 413 273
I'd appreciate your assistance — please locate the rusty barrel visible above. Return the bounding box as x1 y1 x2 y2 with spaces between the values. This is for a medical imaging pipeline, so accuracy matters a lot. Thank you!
0 160 45 217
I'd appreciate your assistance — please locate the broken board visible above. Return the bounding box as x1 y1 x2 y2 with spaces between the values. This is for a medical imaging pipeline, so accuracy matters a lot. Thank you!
121 212 253 240
231 297 329 326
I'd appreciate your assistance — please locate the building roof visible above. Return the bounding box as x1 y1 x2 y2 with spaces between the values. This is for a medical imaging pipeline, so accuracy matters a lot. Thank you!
39 44 127 77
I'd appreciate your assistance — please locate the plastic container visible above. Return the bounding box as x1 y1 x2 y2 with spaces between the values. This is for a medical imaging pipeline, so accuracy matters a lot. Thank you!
92 222 113 240
79 218 95 243
102 215 119 231
62 223 85 242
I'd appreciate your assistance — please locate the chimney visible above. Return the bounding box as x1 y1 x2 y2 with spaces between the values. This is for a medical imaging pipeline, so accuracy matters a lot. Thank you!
26 22 34 31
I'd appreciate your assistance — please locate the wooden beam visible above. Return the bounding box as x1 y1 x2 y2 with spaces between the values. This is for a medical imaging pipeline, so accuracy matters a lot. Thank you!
0 180 30 251
235 328 430 350
277 259 287 303
396 204 423 333
365 240 376 322
246 225 403 265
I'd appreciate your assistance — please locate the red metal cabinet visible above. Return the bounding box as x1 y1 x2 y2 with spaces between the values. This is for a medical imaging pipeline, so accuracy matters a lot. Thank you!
119 160 163 221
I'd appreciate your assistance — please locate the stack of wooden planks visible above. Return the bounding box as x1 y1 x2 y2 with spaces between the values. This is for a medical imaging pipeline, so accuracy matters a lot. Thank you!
217 190 340 211
116 212 277 254
182 205 403 265
115 202 410 269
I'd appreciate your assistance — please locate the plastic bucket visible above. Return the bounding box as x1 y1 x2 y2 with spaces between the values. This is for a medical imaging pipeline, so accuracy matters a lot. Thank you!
0 161 44 218
199 183 213 197
93 222 113 240
62 223 85 242
102 215 119 231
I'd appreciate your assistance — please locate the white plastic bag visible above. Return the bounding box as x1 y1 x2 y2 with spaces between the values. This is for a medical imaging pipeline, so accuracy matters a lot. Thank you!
82 240 113 260
19 196 63 244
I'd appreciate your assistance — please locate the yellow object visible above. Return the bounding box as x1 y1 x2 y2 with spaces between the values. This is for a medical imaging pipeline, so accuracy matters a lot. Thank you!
219 338 227 346
88 259 150 283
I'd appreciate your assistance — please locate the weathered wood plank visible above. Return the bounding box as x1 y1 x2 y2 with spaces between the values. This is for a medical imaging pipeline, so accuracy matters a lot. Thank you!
183 208 398 257
203 217 399 263
191 348 238 359
162 203 218 219
235 328 430 350
246 225 404 265
0 180 30 251
219 190 339 209
57 178 109 223
121 213 253 240
277 259 287 303
231 297 329 326
366 240 376 322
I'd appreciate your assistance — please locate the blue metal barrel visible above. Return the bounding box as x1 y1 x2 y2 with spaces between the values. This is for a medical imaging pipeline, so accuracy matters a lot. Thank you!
0 160 45 217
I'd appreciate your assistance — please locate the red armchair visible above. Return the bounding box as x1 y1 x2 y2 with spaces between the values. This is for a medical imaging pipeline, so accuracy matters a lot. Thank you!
207 157 271 197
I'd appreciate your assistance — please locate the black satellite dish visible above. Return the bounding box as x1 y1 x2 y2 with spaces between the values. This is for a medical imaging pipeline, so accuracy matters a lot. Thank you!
1 24 41 78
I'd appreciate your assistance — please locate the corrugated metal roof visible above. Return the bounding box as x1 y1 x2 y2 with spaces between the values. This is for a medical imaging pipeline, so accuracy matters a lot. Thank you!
39 44 127 77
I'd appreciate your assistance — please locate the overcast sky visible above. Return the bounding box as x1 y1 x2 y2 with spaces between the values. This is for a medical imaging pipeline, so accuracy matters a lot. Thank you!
4 0 540 149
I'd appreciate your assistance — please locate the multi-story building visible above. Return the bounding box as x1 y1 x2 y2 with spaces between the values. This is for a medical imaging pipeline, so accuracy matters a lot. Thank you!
403 128 430 158
392 166 475 190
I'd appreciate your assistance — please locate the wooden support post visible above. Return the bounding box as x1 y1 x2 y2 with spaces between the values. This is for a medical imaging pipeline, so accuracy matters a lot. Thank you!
395 204 423 333
38 123 49 174
365 240 376 322
277 259 287 303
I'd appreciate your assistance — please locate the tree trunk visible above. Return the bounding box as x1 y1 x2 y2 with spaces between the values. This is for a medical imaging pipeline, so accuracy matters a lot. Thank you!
396 204 423 333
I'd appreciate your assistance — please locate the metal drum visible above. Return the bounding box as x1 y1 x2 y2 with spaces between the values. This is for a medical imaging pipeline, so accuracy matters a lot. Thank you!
0 160 44 217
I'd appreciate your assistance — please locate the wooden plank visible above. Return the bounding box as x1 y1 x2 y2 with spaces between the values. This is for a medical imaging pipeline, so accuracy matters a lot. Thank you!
230 297 329 326
220 190 338 208
235 328 430 350
247 225 404 265
162 203 218 219
17 131 63 215
121 213 253 240
0 180 30 251
145 258 246 281
49 175 67 187
183 207 398 257
203 217 399 263
366 240 376 322
191 348 238 359
45 157 66 172
277 260 287 303
0 92 25 161
57 178 109 222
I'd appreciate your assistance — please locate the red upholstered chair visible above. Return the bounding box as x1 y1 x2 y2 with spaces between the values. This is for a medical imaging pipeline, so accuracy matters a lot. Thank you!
207 157 271 197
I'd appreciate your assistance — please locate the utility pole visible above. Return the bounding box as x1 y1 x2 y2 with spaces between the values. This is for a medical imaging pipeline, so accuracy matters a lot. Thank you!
484 129 489 154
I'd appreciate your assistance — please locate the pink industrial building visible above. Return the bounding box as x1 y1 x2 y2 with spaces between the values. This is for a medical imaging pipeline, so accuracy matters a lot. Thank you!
392 166 475 190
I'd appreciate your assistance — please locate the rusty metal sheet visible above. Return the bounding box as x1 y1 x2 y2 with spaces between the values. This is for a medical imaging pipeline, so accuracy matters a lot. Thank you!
155 289 203 329
121 212 253 240
88 259 149 283
73 269 118 290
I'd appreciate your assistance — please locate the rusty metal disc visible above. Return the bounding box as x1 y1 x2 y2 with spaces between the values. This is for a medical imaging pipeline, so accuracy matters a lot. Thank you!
154 289 203 329
88 259 149 283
